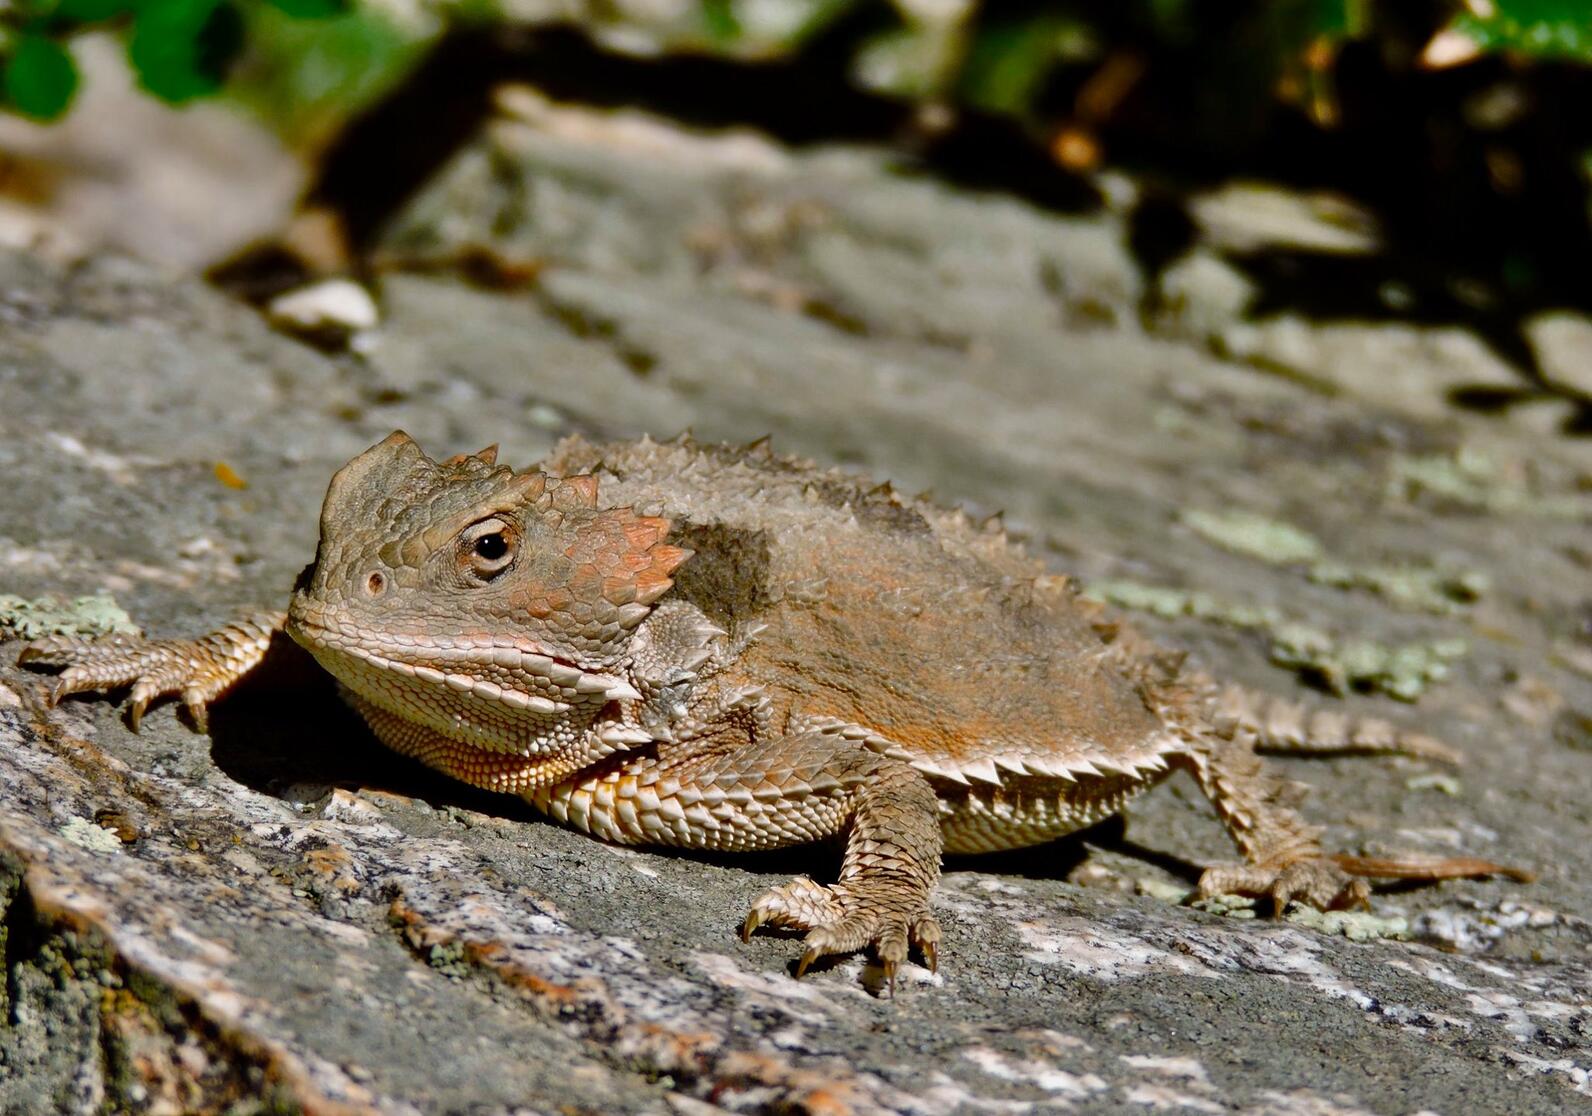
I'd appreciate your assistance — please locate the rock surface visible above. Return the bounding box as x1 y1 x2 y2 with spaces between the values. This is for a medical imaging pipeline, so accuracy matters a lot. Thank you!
1 99 1590 1114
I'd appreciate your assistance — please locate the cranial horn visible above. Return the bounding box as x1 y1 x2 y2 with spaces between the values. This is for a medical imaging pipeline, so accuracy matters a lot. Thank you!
441 443 501 468
553 474 601 509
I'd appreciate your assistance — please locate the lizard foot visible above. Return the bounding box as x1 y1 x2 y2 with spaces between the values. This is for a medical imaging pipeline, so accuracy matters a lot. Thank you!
1195 857 1371 914
18 613 281 733
741 876 941 989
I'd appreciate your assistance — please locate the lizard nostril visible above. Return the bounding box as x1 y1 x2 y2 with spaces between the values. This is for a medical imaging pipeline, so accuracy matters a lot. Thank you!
365 571 386 597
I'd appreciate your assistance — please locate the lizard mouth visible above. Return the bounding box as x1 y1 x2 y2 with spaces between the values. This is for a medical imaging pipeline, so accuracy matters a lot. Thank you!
286 604 652 780
284 608 641 750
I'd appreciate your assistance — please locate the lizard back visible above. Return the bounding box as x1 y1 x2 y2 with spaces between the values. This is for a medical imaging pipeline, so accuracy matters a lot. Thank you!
544 434 1178 791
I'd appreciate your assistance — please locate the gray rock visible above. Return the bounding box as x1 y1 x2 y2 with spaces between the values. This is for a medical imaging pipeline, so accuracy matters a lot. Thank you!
1 105 1589 1113
1527 311 1592 398
1187 182 1381 256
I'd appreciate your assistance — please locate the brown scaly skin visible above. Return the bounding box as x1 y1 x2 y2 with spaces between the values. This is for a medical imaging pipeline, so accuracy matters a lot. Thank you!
20 431 1529 990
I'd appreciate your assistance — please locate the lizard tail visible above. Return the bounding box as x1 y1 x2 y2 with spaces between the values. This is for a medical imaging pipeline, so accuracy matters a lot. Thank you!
1329 853 1535 883
1211 684 1464 765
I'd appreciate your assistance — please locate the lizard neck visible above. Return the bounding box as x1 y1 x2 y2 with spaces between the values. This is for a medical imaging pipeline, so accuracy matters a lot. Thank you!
342 689 646 796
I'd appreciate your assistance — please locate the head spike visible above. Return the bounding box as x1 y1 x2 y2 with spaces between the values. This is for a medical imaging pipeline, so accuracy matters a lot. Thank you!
441 443 501 469
633 544 692 605
504 471 547 502
743 435 773 459
648 545 692 575
321 431 433 536
553 474 600 509
377 430 419 451
622 515 671 551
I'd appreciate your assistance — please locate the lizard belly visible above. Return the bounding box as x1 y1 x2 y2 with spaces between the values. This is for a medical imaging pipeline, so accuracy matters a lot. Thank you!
936 771 1171 855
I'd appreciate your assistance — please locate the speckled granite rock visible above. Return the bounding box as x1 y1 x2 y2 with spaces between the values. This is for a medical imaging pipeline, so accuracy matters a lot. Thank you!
1 102 1590 1113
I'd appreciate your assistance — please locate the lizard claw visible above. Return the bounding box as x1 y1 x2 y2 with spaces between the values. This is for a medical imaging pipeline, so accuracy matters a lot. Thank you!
913 916 940 974
794 945 822 981
19 615 279 733
1196 857 1370 914
744 876 941 988
740 907 765 943
1195 851 1533 917
129 687 150 733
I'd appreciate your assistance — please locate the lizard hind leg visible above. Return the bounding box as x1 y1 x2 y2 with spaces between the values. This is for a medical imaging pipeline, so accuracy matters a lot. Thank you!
1175 727 1527 913
1174 727 1369 912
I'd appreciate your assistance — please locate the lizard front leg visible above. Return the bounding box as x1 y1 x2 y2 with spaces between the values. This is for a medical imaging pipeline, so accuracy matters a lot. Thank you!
18 611 286 732
536 730 944 986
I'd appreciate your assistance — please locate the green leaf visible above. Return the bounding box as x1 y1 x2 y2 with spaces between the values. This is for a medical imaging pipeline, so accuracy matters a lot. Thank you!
53 0 134 22
263 0 347 19
226 3 430 144
958 15 1076 117
1454 0 1592 61
701 0 740 44
4 34 79 121
128 0 245 103
1144 0 1196 44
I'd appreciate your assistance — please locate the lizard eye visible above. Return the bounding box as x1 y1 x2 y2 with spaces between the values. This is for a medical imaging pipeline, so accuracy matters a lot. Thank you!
461 518 517 579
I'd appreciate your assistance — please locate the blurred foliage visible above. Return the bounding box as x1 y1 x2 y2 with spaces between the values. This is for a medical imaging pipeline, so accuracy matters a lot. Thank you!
127 0 246 103
0 0 387 124
933 2 1592 135
226 3 426 146
3 0 1592 134
1453 0 1592 61
4 32 78 118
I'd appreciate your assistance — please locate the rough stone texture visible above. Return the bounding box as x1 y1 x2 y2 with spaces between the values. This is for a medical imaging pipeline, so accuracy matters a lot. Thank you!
1 98 1590 1114
1527 311 1592 399
0 36 303 270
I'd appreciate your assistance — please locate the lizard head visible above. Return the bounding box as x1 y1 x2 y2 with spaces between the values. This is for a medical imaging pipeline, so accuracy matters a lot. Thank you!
285 431 689 757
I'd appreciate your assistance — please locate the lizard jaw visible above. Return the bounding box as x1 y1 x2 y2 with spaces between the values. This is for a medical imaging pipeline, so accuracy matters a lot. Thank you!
286 609 641 757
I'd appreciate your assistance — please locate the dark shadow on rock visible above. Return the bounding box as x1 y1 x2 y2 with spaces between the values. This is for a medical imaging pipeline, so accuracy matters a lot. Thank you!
204 655 1214 888
943 824 1099 881
205 633 546 825
1223 247 1592 433
1128 190 1199 316
1099 7 1592 433
942 814 1203 886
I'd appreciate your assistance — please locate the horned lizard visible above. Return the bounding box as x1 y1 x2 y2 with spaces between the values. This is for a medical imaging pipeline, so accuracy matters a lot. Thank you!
20 432 1522 986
